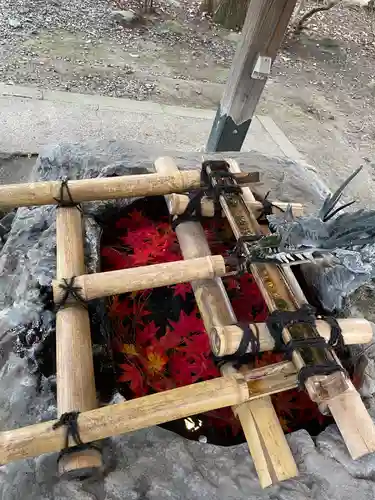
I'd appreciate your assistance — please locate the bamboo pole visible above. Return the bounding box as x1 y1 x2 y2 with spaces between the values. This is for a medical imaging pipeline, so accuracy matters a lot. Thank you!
167 193 304 218
226 158 375 460
0 375 250 466
212 318 373 357
0 362 300 467
0 170 259 209
222 363 298 488
154 157 298 487
55 207 102 476
154 157 237 337
53 255 227 303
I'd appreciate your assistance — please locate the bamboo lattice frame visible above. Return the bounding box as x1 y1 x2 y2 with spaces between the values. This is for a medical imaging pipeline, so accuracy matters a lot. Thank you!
0 157 374 487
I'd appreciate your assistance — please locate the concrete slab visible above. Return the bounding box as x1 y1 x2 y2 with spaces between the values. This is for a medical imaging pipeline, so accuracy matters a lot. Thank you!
0 84 283 159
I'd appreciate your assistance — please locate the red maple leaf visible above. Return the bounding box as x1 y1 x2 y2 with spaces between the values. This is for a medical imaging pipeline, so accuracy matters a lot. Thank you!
173 282 192 301
223 277 240 291
181 333 211 357
117 363 145 397
116 209 149 231
149 376 175 392
108 296 134 321
168 310 205 340
136 320 160 345
158 328 183 351
101 247 133 270
169 352 201 386
130 245 157 266
122 226 161 249
128 209 148 226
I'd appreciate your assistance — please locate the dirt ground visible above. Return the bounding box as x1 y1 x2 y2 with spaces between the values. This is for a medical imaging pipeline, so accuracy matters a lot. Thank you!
1 0 375 199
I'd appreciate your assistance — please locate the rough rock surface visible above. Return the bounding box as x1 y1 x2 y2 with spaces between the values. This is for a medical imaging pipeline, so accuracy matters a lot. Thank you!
0 140 375 500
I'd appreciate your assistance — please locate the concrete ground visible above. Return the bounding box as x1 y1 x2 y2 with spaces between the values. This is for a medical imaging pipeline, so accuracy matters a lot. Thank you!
0 83 306 184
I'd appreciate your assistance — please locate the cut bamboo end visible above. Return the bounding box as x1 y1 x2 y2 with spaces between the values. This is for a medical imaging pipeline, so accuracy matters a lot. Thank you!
327 387 375 459
53 255 227 303
58 448 104 479
167 193 304 218
211 318 373 357
234 397 298 487
55 207 102 475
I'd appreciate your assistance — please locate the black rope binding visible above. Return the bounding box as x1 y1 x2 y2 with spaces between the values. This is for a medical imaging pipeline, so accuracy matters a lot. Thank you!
54 177 81 209
53 411 101 464
171 190 205 229
256 191 274 222
234 322 260 357
214 322 260 368
172 160 243 229
266 304 346 387
229 235 263 275
201 160 242 213
54 276 88 312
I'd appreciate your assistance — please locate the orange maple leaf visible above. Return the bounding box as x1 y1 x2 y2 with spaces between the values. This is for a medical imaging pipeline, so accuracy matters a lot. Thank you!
143 346 168 374
122 344 138 356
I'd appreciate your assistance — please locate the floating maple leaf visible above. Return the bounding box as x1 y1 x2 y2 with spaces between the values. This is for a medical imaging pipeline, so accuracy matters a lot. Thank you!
136 320 160 346
158 327 183 351
122 344 138 356
108 296 134 321
173 282 192 301
143 345 168 375
168 310 205 340
118 363 145 397
101 247 133 271
169 352 199 386
181 333 211 357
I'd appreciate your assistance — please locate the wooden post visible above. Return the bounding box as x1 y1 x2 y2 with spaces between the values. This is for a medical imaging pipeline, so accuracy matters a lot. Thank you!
226 159 375 459
154 157 298 487
55 207 102 477
206 0 297 152
53 255 227 302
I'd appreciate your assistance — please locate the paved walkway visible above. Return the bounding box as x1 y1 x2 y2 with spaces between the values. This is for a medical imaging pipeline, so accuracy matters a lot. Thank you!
0 83 294 155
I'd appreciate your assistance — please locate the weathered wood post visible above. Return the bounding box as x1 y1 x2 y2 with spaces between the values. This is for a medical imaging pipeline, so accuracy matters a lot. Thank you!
206 0 297 152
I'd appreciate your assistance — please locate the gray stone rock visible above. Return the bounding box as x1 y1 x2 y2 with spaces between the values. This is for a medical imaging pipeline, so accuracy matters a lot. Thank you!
111 9 141 27
8 18 22 29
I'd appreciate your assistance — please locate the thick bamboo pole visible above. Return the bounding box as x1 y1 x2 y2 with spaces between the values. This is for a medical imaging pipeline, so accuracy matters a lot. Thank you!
212 318 373 357
154 157 298 487
226 158 375 460
154 157 237 338
0 170 258 209
0 375 250 466
167 193 304 218
53 255 227 302
55 207 102 476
